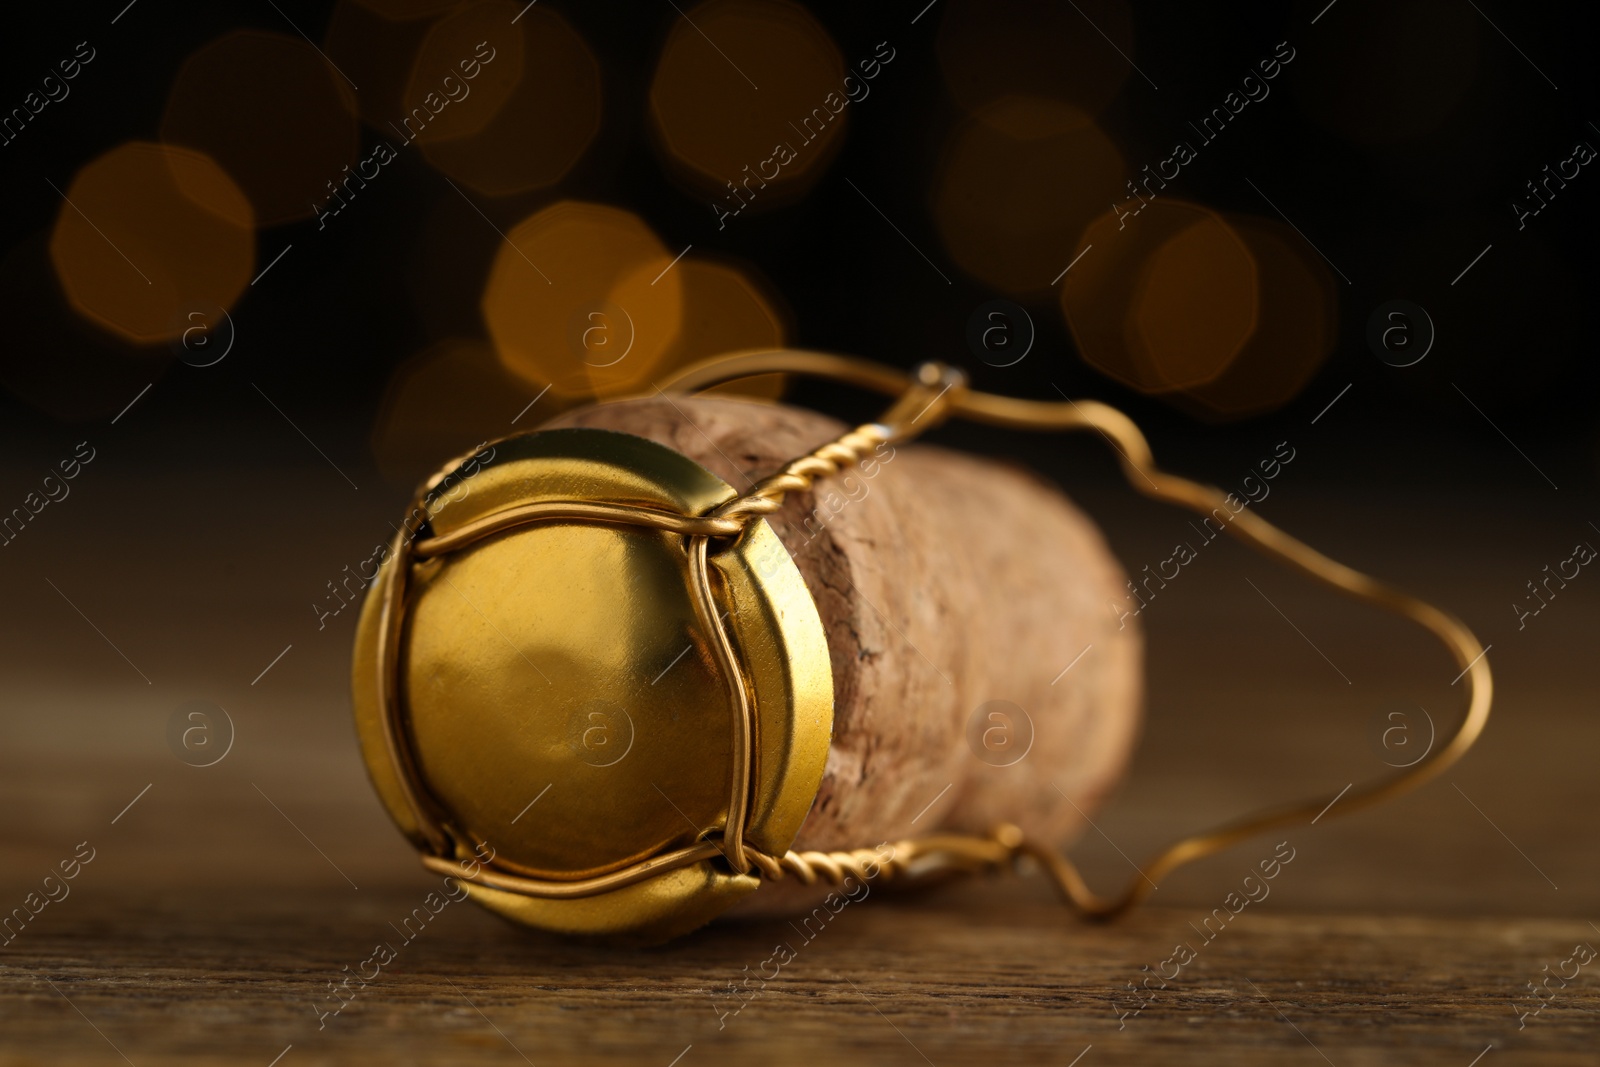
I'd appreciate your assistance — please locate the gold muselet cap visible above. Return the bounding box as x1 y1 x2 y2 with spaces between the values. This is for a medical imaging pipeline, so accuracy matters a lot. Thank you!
351 427 835 942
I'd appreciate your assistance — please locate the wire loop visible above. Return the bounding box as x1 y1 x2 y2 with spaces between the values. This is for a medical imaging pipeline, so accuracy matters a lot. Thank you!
370 350 1492 920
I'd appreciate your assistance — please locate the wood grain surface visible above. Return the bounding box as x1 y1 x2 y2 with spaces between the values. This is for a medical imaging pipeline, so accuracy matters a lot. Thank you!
1 418 1596 1065
5 889 1597 1066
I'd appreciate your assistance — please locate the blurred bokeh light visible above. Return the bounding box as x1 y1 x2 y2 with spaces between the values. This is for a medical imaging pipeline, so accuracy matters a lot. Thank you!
1127 213 1259 391
1175 215 1339 420
482 201 684 399
650 0 848 207
1062 200 1249 395
1064 200 1341 418
936 0 1136 119
370 337 540 484
160 31 358 226
649 254 789 401
401 1 524 146
933 98 1123 295
0 232 176 422
324 0 445 130
387 247 786 482
418 6 601 196
50 142 255 345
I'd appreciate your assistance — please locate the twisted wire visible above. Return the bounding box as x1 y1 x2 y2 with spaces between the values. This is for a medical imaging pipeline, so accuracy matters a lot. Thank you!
709 363 965 530
744 825 1030 888
710 424 893 528
745 844 904 886
373 351 1492 924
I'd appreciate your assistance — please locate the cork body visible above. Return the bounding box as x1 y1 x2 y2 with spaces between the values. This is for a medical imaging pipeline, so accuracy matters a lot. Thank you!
547 395 1142 868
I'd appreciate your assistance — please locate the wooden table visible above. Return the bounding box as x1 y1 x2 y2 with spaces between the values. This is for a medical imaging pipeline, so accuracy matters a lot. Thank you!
2 424 1595 1064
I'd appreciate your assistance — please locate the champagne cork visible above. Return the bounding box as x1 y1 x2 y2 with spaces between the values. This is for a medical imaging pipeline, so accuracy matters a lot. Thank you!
545 396 1143 897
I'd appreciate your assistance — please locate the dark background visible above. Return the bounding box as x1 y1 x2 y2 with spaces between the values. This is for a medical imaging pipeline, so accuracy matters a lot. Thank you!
2 0 1596 465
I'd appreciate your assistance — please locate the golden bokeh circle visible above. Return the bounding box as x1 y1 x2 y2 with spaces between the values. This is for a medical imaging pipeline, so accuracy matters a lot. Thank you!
325 0 447 129
370 338 543 483
50 142 255 345
160 30 358 226
650 255 790 401
400 0 525 146
1175 215 1339 420
934 99 1124 295
418 5 601 196
1061 199 1258 395
0 231 176 422
482 201 684 399
1127 216 1259 391
650 0 848 205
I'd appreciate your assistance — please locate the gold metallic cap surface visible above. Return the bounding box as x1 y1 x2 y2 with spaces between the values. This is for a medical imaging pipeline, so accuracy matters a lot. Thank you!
351 427 834 940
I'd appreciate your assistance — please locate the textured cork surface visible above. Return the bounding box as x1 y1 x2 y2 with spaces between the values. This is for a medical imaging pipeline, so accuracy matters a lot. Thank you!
546 396 1143 866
